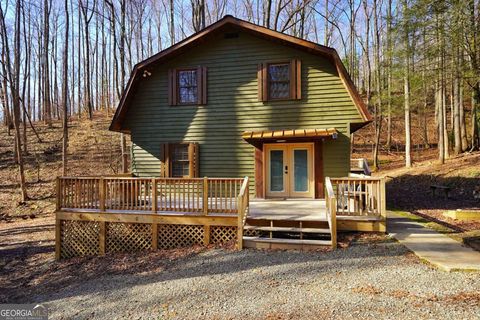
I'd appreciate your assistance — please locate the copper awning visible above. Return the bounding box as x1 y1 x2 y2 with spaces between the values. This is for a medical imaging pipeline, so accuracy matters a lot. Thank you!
242 128 338 141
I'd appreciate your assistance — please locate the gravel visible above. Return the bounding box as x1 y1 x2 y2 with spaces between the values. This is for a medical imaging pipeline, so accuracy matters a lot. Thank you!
27 242 480 320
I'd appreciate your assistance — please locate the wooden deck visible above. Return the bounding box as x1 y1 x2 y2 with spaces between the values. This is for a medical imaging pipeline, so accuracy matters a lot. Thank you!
54 175 386 258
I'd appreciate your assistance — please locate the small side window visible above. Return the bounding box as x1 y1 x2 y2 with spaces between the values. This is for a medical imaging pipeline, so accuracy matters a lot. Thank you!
160 142 199 178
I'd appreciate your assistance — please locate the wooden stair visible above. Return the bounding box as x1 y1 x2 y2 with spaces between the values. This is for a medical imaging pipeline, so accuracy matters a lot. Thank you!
242 218 334 250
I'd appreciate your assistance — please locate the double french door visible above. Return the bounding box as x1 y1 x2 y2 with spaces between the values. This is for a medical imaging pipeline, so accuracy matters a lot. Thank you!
265 143 314 198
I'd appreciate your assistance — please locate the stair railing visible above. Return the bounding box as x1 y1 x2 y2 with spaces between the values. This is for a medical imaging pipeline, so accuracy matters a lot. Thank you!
236 176 249 250
325 177 337 248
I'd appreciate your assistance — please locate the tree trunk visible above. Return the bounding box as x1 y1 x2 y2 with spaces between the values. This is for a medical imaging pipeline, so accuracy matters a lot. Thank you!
0 0 28 201
62 0 70 175
403 0 411 168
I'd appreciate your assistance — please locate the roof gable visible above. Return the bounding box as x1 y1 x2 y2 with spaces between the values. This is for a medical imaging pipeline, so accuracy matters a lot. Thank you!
110 15 372 133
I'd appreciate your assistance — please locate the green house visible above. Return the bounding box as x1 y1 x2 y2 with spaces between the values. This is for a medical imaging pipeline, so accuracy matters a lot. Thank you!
110 15 371 200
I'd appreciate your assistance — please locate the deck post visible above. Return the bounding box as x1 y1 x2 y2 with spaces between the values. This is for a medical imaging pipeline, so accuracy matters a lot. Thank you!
203 177 208 215
237 195 244 250
380 178 387 232
99 178 105 212
152 223 158 250
55 177 61 211
330 197 337 248
204 225 211 245
152 178 157 213
99 221 106 255
55 216 61 260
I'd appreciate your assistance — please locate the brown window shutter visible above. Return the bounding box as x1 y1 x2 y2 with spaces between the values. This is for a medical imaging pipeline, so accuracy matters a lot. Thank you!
295 59 302 100
160 143 170 177
168 69 177 106
187 142 199 177
257 63 267 102
290 59 302 100
197 66 207 105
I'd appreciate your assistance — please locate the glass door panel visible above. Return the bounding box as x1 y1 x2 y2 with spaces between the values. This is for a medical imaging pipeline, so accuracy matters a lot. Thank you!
270 150 284 192
293 149 308 192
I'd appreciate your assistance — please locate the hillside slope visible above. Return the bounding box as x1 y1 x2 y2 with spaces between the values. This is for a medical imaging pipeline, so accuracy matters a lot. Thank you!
0 113 125 220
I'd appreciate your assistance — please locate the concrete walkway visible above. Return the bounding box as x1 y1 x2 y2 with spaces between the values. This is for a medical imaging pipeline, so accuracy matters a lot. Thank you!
388 211 480 272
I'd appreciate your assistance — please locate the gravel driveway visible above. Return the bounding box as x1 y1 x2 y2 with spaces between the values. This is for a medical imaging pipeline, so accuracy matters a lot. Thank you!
27 242 480 319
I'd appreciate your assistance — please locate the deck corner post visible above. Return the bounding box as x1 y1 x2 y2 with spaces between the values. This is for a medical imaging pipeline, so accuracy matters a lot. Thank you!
152 178 157 213
237 195 244 250
380 178 387 232
331 197 337 249
55 177 61 211
55 217 61 260
203 176 208 215
99 221 106 255
99 178 106 212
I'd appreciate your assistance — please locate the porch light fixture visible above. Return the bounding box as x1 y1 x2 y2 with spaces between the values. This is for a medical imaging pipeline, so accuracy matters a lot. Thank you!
276 139 287 143
142 70 152 77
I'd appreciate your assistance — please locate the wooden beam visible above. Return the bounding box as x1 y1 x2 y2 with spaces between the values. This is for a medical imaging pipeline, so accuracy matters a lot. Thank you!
254 147 264 198
314 141 324 198
56 211 238 226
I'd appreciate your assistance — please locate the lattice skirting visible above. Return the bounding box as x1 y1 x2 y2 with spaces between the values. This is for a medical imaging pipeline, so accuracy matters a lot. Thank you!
106 223 153 253
58 220 239 259
158 224 204 249
60 220 100 259
211 226 237 244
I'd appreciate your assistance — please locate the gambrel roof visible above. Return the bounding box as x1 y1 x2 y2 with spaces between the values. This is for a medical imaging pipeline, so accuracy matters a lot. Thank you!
109 15 372 133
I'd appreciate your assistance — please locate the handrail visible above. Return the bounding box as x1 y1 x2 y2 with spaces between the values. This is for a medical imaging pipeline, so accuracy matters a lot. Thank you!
325 177 337 248
236 176 249 250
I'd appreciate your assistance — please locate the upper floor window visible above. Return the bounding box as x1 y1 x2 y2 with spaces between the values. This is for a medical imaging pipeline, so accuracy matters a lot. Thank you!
168 67 207 106
177 69 198 104
268 63 290 100
258 59 302 102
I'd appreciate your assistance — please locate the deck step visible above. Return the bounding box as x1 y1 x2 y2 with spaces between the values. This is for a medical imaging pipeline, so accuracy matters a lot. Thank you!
244 225 331 234
243 236 332 246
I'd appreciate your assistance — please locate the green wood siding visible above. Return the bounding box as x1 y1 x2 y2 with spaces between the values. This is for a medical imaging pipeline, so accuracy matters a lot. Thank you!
124 32 363 190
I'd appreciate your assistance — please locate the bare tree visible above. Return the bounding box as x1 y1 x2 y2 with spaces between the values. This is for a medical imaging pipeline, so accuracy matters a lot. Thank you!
0 0 28 200
62 0 70 175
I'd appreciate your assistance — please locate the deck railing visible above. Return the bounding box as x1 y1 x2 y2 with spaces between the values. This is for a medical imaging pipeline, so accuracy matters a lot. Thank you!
325 177 337 248
56 176 245 215
330 177 386 218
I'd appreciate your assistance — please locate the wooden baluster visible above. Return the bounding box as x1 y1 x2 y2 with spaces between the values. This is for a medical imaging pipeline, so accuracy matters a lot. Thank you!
99 178 105 212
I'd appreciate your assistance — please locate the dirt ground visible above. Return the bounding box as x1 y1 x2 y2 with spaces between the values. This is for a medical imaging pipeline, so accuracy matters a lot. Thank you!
1 217 479 319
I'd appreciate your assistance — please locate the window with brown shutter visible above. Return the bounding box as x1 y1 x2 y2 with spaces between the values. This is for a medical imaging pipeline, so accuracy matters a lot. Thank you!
168 67 207 105
258 59 301 102
160 142 199 178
